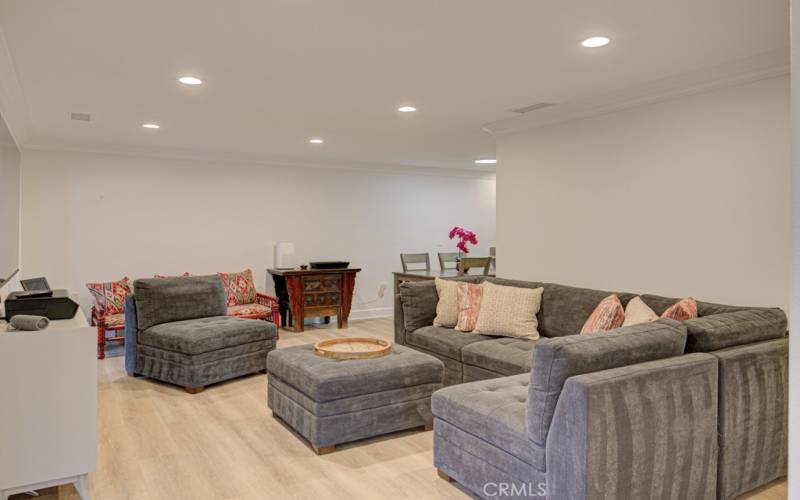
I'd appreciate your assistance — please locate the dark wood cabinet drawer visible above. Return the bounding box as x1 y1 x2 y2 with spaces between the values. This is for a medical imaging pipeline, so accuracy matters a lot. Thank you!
322 277 341 292
303 277 323 292
304 293 340 308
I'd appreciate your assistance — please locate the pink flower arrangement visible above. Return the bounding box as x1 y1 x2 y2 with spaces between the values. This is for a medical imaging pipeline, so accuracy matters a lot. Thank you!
449 226 478 255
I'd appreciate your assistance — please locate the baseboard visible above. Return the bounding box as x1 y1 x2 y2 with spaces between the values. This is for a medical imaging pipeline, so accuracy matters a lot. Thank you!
349 307 393 321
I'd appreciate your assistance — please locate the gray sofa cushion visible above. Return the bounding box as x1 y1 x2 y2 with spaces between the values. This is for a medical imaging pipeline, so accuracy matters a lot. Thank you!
537 283 636 338
406 326 492 361
684 308 788 352
134 275 227 330
461 337 538 376
266 343 443 402
138 316 275 355
432 374 545 471
527 318 687 445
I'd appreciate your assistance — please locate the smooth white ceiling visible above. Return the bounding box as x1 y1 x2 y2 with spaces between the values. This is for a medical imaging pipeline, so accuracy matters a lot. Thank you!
0 0 789 170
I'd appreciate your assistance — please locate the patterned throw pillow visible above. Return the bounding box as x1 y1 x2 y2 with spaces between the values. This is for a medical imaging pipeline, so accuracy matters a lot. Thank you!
661 297 698 321
473 281 543 339
622 296 659 327
455 282 483 332
86 277 132 315
218 269 257 306
433 278 460 328
581 294 625 334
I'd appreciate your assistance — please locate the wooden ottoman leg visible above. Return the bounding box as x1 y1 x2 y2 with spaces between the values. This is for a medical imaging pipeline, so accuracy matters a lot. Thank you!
437 469 453 482
315 445 336 455
424 423 433 431
185 386 205 394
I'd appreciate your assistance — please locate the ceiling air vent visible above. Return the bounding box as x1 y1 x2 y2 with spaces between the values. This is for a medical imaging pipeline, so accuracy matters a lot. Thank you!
69 112 91 122
507 102 554 114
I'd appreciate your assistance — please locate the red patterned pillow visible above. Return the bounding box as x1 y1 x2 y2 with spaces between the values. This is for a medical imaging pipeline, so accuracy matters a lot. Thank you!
455 282 484 332
581 294 625 334
661 297 698 321
86 277 132 315
218 269 257 306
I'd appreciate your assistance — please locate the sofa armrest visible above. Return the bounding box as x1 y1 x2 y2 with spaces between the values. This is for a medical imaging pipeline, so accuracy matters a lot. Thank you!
546 353 718 500
397 280 438 343
90 304 105 327
713 338 788 499
684 308 787 352
124 294 138 374
394 292 407 345
255 292 281 327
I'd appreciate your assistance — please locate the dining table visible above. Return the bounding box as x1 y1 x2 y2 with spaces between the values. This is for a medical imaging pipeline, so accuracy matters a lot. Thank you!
393 268 496 297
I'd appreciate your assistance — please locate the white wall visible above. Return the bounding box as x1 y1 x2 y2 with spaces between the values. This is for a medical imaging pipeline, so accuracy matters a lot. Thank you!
788 1 799 495
19 150 496 316
497 75 790 312
0 113 20 288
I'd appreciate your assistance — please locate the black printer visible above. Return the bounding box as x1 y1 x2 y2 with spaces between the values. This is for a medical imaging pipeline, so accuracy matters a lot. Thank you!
4 289 79 321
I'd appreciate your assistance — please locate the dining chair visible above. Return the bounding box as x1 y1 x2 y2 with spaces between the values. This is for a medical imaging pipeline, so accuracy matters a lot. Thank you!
457 257 492 276
400 253 431 272
437 252 459 271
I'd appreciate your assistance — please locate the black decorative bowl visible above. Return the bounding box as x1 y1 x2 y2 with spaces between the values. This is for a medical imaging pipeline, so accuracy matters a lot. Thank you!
309 261 350 270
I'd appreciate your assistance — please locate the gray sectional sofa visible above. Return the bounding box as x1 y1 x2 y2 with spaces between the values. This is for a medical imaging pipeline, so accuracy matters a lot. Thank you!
124 275 278 393
395 277 788 499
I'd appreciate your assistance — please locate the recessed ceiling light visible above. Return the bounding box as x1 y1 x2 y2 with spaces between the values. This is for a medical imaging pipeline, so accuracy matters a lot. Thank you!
309 138 324 144
581 36 610 48
142 123 160 129
475 159 497 164
178 76 203 85
397 106 417 113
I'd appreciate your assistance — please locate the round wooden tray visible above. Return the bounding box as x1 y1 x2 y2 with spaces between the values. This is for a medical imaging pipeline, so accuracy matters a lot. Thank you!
313 337 392 360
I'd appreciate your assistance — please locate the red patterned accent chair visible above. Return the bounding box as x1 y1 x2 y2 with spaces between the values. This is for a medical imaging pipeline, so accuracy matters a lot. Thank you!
218 269 281 335
86 277 132 360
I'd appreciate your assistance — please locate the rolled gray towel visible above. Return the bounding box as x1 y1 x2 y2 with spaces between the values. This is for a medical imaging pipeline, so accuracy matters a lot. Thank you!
9 315 50 331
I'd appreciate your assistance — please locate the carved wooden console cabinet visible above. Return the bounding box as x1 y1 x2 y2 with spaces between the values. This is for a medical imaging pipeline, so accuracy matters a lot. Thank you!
268 267 360 333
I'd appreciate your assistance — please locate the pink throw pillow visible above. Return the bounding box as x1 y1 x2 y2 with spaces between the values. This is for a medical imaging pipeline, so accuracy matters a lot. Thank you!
661 297 698 321
455 282 483 332
581 294 625 334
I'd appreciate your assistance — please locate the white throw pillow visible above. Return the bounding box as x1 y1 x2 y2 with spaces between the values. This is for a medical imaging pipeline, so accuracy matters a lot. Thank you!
622 296 659 327
433 278 460 328
473 281 543 339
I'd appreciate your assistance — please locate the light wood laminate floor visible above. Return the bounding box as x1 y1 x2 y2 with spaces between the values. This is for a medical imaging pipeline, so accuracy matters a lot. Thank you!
14 318 787 499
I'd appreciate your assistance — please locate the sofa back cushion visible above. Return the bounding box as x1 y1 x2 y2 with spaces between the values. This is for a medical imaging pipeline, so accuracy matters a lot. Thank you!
640 294 788 351
684 308 787 352
399 276 484 333
485 277 544 290
537 283 637 338
526 318 687 445
640 294 747 317
134 275 228 330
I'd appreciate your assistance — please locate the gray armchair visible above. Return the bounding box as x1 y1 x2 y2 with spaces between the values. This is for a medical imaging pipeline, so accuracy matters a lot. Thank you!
124 275 277 393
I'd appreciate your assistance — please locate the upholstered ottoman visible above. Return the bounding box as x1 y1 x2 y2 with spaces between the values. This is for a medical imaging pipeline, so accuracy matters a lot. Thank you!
267 343 444 454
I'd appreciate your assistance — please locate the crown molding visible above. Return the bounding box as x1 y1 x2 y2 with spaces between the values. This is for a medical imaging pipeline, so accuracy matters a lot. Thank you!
0 25 32 148
23 140 497 180
483 48 790 138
